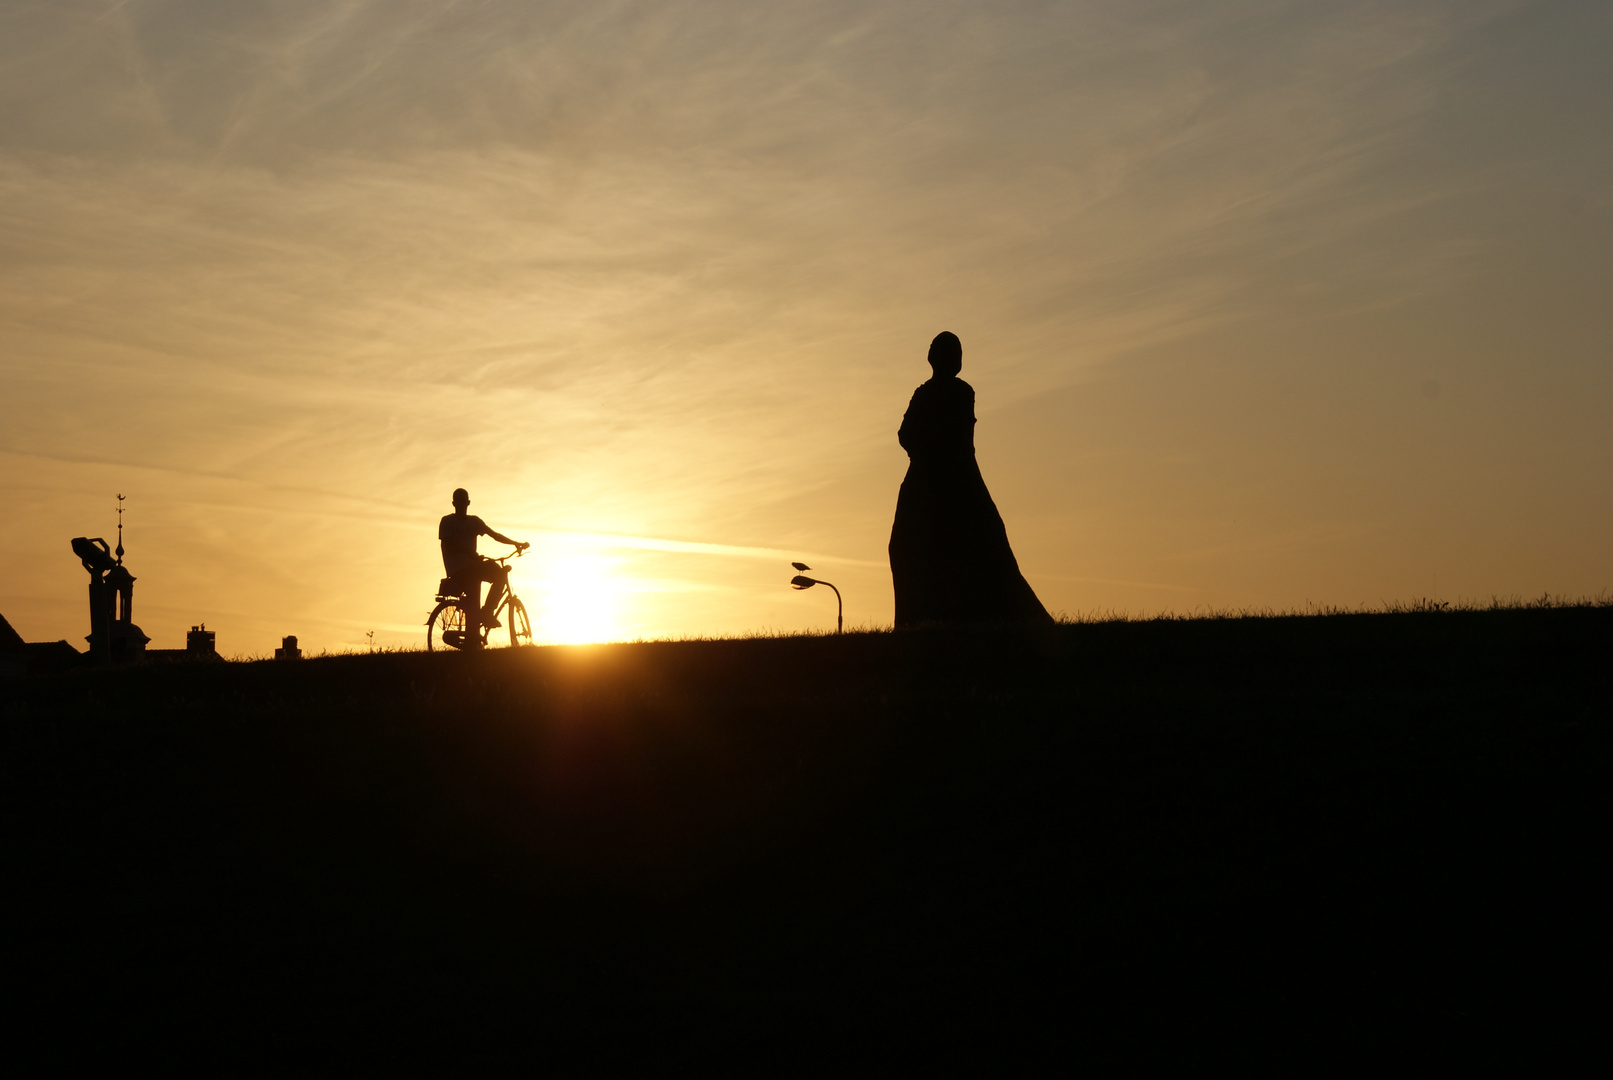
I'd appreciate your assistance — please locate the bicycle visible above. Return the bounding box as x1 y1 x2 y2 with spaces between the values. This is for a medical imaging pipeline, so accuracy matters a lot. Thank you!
426 546 533 651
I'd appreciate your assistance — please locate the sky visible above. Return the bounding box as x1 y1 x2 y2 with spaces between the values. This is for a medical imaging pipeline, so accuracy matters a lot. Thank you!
2 0 1609 654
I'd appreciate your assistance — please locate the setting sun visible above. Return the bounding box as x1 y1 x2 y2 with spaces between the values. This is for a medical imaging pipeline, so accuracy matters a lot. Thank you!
526 552 626 645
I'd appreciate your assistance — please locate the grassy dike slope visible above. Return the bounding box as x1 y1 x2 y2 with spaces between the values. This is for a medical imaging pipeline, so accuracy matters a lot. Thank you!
5 608 1608 1066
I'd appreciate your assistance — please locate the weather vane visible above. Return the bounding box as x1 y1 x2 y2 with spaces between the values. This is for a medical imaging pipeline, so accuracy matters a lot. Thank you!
116 493 125 565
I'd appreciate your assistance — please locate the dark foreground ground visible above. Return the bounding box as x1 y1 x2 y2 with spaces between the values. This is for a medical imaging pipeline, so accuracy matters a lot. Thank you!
4 608 1608 1067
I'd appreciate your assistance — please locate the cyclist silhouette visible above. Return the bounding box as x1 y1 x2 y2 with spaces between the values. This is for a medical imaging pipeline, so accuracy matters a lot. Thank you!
439 488 527 630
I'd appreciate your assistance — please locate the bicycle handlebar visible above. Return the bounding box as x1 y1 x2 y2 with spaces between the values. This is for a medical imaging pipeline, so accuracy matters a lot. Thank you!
490 542 529 566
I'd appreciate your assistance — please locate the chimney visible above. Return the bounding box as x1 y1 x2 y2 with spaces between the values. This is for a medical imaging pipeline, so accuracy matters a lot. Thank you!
187 624 216 655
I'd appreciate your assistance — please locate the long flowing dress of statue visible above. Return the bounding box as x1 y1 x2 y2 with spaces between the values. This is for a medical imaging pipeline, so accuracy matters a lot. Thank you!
889 333 1052 627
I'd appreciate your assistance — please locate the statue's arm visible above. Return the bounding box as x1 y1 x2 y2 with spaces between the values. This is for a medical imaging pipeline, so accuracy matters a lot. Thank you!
897 388 924 455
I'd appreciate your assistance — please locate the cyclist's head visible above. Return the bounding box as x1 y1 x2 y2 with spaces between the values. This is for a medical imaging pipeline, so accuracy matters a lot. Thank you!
927 331 962 378
451 488 470 509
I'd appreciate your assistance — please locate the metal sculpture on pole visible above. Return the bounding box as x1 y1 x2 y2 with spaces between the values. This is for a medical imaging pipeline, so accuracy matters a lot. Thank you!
71 494 149 663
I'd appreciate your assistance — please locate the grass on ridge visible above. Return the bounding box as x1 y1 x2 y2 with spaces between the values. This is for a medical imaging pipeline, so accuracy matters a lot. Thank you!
4 605 1607 1067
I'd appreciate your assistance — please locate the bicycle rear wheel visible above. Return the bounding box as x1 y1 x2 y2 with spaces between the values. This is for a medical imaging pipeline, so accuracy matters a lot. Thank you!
507 597 532 647
427 599 469 651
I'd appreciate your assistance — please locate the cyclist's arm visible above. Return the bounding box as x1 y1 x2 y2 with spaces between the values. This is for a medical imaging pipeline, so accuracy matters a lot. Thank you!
484 527 525 548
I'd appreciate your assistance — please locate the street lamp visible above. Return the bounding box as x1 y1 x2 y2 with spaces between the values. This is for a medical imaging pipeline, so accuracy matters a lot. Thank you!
789 563 842 634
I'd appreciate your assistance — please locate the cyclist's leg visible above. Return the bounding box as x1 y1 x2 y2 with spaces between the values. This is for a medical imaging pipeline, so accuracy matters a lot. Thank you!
477 558 509 624
459 577 482 639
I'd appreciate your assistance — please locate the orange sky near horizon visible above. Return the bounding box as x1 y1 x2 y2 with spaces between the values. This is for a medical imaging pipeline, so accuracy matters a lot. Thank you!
2 0 1609 655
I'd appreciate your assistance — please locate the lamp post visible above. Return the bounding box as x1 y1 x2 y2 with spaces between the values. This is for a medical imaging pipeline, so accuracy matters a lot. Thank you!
789 562 842 634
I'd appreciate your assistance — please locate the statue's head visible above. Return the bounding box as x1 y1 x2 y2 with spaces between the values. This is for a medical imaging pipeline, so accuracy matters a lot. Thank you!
927 331 962 378
451 488 470 510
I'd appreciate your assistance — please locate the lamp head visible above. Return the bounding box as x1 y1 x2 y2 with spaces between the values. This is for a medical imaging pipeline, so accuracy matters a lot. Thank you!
790 575 817 590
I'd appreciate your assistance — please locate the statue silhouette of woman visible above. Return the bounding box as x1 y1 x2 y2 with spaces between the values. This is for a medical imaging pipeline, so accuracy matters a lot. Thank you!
889 332 1052 627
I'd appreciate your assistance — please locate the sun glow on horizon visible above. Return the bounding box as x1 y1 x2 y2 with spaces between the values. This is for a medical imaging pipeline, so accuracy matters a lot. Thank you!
525 551 627 645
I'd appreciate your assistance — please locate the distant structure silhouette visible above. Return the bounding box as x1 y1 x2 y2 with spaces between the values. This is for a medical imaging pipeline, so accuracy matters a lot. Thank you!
0 612 78 676
0 611 25 677
187 625 216 656
439 488 528 639
0 612 22 653
71 497 151 662
889 332 1052 627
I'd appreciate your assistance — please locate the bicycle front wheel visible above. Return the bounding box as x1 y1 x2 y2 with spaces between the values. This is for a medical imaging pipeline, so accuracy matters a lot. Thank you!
427 599 468 652
507 597 532 647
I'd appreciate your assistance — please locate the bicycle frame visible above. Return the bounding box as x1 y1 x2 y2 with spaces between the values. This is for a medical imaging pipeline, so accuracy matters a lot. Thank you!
427 545 532 651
